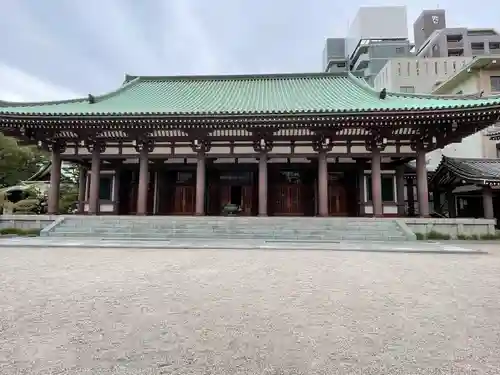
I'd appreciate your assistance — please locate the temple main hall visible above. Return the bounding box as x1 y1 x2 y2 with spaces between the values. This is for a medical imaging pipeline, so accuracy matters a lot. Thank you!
1 72 500 217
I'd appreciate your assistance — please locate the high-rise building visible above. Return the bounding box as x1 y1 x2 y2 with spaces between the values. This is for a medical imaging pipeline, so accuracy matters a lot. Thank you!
323 6 413 85
414 10 500 57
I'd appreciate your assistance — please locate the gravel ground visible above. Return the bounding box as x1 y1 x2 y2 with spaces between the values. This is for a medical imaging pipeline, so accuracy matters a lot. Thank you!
1 246 500 374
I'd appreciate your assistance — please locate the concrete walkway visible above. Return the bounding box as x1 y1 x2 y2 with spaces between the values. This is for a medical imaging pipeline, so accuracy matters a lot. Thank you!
0 237 489 254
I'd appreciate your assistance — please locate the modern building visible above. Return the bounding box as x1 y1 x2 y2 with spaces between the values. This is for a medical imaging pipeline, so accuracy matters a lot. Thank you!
414 9 500 58
323 38 348 74
1 71 500 220
373 56 473 93
324 6 413 85
428 57 500 168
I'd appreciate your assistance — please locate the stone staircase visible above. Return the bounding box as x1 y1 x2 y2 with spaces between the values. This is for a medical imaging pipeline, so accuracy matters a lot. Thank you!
41 216 415 241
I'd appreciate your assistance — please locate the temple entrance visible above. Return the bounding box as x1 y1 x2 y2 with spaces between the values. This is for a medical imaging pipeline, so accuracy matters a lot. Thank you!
328 173 348 216
155 170 196 215
229 185 242 205
269 168 315 216
207 169 256 215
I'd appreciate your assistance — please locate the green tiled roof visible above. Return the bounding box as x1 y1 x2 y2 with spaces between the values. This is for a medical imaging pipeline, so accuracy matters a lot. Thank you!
432 156 500 185
2 72 500 116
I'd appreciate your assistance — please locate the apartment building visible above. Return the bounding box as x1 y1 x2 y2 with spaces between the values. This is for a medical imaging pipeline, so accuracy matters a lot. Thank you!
426 57 500 170
414 9 500 57
323 6 413 85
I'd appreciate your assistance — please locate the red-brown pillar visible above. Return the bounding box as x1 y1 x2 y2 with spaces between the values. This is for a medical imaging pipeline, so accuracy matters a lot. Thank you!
396 166 406 216
371 149 383 217
318 150 329 217
416 149 430 217
195 152 206 215
483 185 494 220
88 145 101 215
136 147 149 215
47 142 64 214
77 165 87 214
258 153 268 216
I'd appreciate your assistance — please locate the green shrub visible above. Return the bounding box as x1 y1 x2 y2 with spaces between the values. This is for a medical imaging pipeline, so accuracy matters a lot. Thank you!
12 198 44 214
415 233 425 240
426 231 451 240
0 227 40 236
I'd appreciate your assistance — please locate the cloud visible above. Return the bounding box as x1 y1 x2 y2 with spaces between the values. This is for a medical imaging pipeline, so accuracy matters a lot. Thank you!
64 0 164 75
165 0 237 74
0 63 81 102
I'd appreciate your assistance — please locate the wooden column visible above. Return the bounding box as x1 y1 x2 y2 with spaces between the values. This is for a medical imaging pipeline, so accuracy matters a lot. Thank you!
47 142 65 215
88 143 103 215
415 149 430 217
356 161 366 216
407 178 415 216
77 165 87 214
312 136 333 217
136 148 149 215
191 139 211 216
318 151 329 217
483 185 494 220
258 152 268 216
446 189 456 218
396 166 406 216
371 148 383 217
134 139 153 216
195 153 206 215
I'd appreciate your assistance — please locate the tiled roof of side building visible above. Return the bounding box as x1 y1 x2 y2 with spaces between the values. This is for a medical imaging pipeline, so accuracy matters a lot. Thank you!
1 72 500 116
432 156 500 185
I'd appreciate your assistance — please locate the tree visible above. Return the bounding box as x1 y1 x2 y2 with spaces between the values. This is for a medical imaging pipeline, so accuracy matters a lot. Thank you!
0 133 48 188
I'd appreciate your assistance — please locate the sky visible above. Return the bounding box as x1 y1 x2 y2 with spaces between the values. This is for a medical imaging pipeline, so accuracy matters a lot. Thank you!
0 0 499 102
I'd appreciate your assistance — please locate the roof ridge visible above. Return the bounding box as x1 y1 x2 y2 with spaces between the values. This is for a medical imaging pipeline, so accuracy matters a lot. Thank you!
444 155 500 162
123 71 350 82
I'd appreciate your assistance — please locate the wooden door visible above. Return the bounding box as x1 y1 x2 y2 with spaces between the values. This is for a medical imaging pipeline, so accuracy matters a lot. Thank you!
241 186 253 215
207 184 221 215
171 186 195 214
273 185 303 216
328 183 347 216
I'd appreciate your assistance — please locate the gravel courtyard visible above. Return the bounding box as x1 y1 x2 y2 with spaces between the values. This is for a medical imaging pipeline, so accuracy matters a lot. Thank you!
1 246 500 374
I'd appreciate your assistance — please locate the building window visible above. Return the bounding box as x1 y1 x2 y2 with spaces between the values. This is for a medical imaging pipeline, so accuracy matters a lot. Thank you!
452 61 456 72
407 62 410 76
400 86 415 93
336 62 346 68
366 175 395 202
443 61 447 74
489 42 500 50
471 42 484 51
397 62 401 75
87 174 113 200
491 76 500 92
395 47 404 54
434 62 438 74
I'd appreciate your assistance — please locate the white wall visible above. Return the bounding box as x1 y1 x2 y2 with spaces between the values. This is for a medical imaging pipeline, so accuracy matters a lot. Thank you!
374 57 473 93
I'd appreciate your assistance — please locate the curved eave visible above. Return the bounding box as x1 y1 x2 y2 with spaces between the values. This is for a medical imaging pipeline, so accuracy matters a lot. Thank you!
431 156 500 186
1 102 500 118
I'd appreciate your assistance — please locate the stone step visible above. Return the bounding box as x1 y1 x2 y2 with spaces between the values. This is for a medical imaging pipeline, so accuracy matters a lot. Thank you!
47 232 408 241
44 216 413 241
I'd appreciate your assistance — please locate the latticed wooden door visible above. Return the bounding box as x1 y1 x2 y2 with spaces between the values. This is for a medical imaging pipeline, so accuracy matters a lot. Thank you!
273 185 303 215
172 186 195 214
241 186 253 215
328 183 347 216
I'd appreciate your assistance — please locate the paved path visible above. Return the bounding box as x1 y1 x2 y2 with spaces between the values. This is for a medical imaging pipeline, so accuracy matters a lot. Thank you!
0 246 499 374
0 237 487 254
